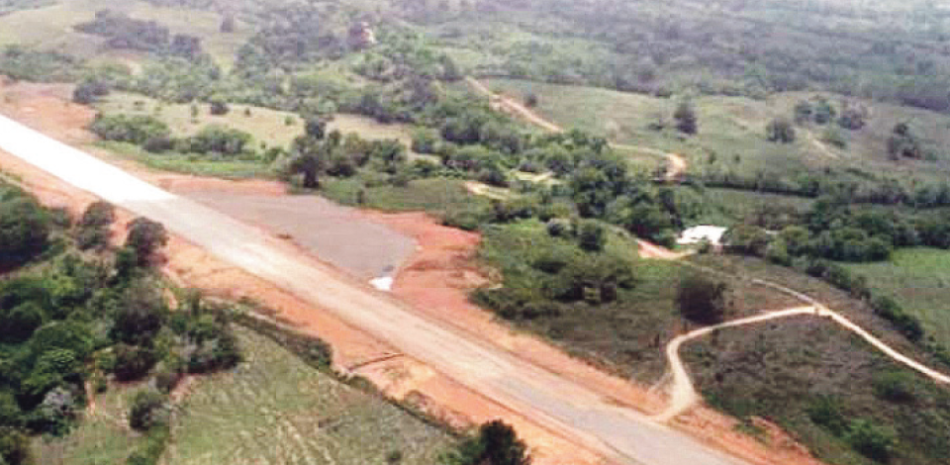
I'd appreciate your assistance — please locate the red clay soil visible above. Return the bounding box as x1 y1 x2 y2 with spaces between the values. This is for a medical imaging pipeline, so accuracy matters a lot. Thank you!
0 80 830 465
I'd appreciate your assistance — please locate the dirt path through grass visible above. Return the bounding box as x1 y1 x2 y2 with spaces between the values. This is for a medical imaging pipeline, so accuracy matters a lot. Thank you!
654 267 950 422
466 77 689 180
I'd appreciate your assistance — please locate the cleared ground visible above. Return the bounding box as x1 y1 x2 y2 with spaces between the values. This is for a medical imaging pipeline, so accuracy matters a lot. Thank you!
183 190 417 280
166 326 453 465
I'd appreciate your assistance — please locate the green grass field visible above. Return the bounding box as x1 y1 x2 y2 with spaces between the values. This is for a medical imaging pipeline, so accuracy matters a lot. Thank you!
165 326 453 465
0 0 250 67
96 92 419 153
480 78 950 182
846 248 950 348
95 141 273 179
32 383 146 465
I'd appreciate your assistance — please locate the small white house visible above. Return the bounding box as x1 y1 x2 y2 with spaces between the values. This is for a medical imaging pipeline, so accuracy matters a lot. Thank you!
677 225 728 246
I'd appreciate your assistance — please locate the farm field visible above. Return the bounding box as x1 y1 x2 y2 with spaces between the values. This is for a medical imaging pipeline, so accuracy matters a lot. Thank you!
165 326 454 465
846 248 950 348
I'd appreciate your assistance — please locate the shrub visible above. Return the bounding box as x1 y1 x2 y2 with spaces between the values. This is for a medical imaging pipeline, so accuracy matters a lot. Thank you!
821 127 848 149
129 389 169 431
674 101 698 135
766 118 796 143
208 96 229 115
443 420 531 465
90 114 170 145
872 371 916 403
545 219 571 238
0 426 32 465
576 220 606 252
807 396 847 436
0 302 45 343
124 218 168 266
676 274 727 324
76 201 115 250
112 344 156 381
0 198 50 269
845 419 895 463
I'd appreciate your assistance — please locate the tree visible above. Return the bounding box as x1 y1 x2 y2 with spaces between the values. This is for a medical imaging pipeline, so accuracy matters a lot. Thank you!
577 220 607 252
887 122 921 159
111 281 168 345
129 389 168 431
524 92 538 108
837 105 867 130
814 99 836 125
0 198 50 269
76 201 115 250
845 419 895 463
304 118 327 139
444 420 531 465
288 136 327 188
676 274 727 324
793 100 813 124
72 80 108 104
124 217 168 266
220 15 235 33
674 101 698 135
0 427 31 465
0 302 45 343
208 96 229 115
766 118 796 143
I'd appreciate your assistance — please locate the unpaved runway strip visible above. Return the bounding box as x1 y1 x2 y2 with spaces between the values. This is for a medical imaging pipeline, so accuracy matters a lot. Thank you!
0 114 749 464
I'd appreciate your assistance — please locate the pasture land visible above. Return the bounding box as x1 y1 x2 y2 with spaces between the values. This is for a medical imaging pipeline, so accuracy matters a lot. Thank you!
96 92 418 153
0 0 249 67
480 78 950 183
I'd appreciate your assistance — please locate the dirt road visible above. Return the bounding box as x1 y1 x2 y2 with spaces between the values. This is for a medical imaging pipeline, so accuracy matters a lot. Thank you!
654 267 950 422
0 114 755 464
465 78 688 180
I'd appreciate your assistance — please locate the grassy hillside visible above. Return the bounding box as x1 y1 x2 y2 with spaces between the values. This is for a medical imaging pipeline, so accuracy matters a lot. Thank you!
95 93 418 153
0 0 248 66
481 78 950 183
166 326 453 465
32 386 146 465
846 248 950 349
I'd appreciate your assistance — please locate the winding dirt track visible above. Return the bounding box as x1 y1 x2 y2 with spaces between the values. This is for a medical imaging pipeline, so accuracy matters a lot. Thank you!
465 79 950 421
464 78 687 179
0 114 753 465
653 265 950 422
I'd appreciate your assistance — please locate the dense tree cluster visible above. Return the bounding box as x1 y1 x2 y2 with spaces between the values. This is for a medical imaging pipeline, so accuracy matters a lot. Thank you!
0 46 80 83
76 10 204 59
0 192 239 465
91 114 256 158
442 420 531 465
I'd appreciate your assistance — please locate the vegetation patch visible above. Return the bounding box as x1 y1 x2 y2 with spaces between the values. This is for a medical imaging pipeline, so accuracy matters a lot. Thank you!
165 325 454 465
